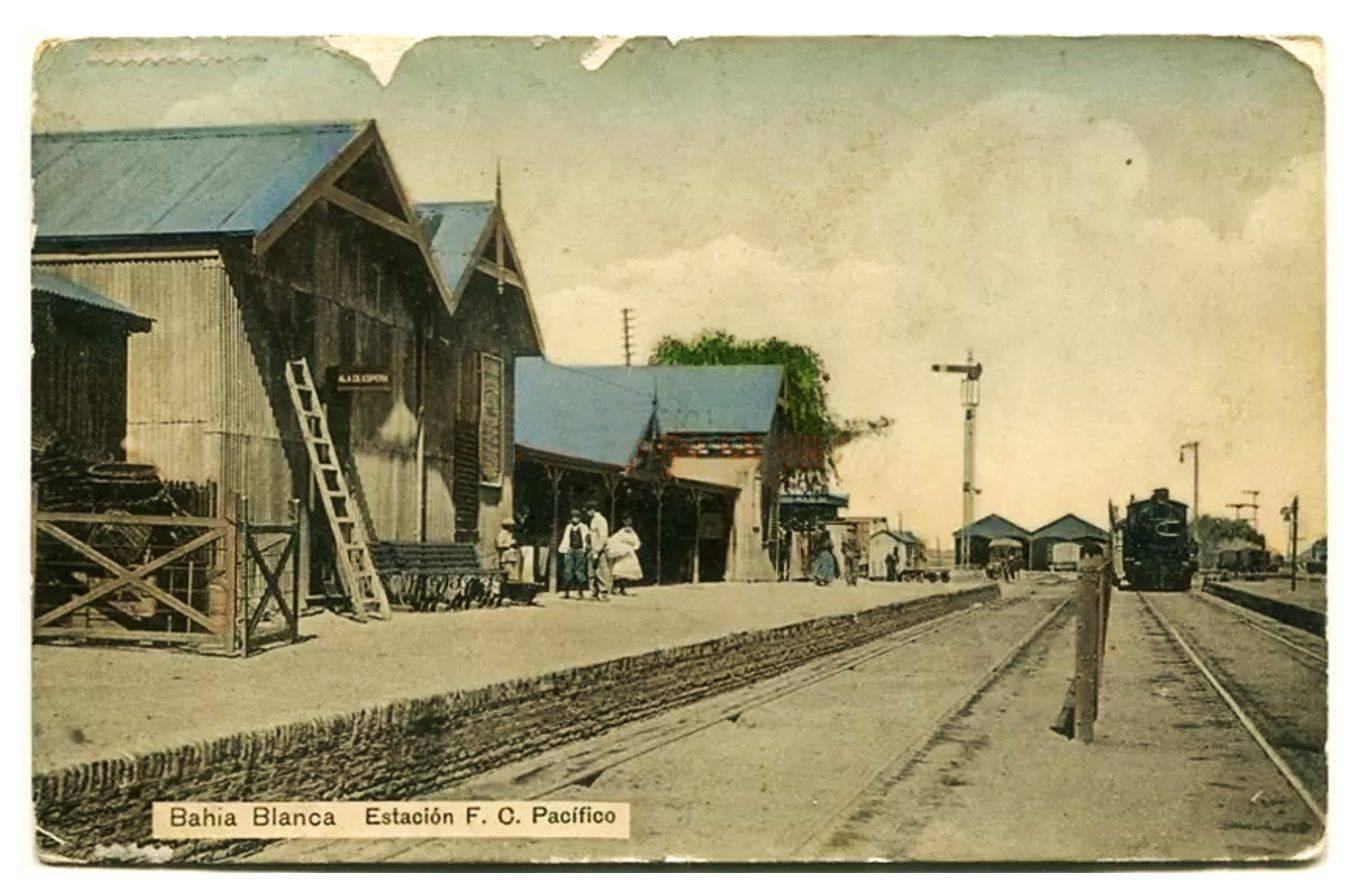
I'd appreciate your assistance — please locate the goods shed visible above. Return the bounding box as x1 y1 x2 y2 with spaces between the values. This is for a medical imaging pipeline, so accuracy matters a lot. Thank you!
1029 513 1108 570
953 514 1031 568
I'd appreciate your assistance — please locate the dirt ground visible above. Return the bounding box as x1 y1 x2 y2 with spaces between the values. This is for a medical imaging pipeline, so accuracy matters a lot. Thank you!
32 578 979 772
256 581 1323 864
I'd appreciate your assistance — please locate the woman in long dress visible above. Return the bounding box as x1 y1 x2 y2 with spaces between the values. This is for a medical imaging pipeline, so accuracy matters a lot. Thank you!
606 518 644 596
811 530 839 586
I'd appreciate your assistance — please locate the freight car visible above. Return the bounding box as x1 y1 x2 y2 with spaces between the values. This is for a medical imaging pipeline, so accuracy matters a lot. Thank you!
1120 488 1198 591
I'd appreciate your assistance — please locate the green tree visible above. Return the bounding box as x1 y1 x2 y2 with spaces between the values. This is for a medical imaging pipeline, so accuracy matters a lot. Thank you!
1190 515 1265 551
650 330 892 486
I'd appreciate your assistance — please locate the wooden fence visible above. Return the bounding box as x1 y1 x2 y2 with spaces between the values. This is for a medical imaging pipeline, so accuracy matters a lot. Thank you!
32 490 302 656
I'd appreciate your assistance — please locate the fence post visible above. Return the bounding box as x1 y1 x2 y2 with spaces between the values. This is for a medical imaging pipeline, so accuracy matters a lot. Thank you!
1073 555 1103 742
221 492 240 655
291 497 305 643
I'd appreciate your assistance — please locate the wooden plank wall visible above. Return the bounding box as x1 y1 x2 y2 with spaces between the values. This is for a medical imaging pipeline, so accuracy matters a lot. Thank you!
31 296 132 461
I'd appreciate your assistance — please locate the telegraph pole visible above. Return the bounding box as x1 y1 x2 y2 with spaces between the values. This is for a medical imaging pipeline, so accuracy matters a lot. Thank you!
1179 441 1200 519
932 351 983 569
1281 497 1299 591
1242 489 1261 531
621 308 636 366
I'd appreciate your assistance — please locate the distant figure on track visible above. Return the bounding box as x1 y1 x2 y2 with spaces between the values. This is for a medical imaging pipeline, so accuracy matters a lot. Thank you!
558 509 592 599
606 517 644 596
885 547 900 582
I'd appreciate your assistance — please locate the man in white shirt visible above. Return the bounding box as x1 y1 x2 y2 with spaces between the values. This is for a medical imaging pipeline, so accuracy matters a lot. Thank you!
586 500 612 600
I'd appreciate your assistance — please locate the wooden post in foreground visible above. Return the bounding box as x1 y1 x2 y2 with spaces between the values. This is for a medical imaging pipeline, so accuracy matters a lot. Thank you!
1073 555 1103 743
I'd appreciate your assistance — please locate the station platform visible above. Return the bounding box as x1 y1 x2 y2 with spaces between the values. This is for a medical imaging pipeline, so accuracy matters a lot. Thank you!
1208 576 1326 613
32 577 982 773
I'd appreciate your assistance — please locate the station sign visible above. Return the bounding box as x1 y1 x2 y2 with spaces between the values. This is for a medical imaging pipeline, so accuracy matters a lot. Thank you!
335 369 392 392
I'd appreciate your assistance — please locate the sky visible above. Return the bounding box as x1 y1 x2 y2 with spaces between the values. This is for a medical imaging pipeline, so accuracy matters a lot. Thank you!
30 36 1326 551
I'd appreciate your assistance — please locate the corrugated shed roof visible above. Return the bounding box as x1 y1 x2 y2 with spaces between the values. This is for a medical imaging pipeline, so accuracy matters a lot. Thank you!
32 122 366 242
559 364 783 434
514 359 655 468
414 202 496 296
1031 513 1108 541
31 270 153 331
514 359 785 469
871 529 920 546
953 514 1031 540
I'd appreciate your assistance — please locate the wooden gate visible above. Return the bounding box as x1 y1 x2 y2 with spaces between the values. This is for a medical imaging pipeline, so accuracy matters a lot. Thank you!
32 504 238 651
239 499 304 654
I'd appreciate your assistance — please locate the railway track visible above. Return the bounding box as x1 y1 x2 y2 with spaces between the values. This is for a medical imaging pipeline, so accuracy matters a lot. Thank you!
254 587 1071 864
1191 588 1326 671
1138 592 1326 828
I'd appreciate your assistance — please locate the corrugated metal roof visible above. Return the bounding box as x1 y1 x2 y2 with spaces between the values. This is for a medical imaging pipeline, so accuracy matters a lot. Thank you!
31 269 153 330
953 514 1031 540
514 359 656 468
414 201 495 296
514 358 785 469
1031 513 1107 541
32 122 366 242
556 364 783 434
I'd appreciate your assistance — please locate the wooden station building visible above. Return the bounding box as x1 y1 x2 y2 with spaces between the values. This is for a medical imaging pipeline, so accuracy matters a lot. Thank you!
31 121 543 591
513 359 788 586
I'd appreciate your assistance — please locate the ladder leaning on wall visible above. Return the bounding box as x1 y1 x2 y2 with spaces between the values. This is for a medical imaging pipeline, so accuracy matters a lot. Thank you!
284 357 392 621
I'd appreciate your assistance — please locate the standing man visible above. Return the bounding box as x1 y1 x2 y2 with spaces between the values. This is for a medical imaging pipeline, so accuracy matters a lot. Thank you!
558 509 592 600
842 536 860 587
586 500 612 601
885 546 900 583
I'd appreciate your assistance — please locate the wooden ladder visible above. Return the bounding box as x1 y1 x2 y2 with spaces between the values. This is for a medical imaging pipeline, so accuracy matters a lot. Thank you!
284 358 391 621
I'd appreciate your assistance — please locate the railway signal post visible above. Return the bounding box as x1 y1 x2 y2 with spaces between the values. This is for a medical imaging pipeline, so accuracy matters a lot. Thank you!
932 352 983 569
1179 441 1200 519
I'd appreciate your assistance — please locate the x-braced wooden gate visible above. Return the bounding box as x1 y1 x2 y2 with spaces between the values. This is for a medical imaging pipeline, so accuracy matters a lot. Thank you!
33 493 305 656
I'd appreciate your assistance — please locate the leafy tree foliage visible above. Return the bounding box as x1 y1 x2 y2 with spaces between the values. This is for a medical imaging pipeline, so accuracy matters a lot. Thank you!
1190 514 1265 550
650 330 893 486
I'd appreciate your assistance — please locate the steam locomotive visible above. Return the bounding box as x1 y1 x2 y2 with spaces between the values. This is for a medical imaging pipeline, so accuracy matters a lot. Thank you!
1119 488 1198 591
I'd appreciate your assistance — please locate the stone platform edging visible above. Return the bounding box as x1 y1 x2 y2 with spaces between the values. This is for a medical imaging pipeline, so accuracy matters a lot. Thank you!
1201 581 1325 637
35 583 1000 863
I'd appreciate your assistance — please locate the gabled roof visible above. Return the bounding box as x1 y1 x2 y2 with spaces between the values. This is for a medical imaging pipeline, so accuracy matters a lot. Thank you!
1031 513 1108 541
32 122 368 242
558 364 784 435
953 513 1031 540
31 120 456 314
415 201 496 297
32 270 153 332
871 529 920 546
415 200 545 350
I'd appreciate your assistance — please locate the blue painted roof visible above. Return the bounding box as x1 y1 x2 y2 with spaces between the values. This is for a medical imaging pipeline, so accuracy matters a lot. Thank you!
31 122 367 242
1031 514 1107 541
414 202 496 296
953 514 1032 540
557 364 783 435
31 269 153 330
515 359 784 469
514 359 656 468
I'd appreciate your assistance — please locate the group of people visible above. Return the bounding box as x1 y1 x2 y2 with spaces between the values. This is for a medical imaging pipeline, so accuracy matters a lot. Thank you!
556 502 645 600
810 530 863 587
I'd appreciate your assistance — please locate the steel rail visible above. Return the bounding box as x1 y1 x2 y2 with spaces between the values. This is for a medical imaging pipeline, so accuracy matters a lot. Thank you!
1138 593 1326 827
1191 589 1326 670
790 594 1075 858
327 588 1028 865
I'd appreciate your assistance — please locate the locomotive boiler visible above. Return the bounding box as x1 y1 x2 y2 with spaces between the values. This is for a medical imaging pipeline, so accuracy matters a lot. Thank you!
1119 488 1198 591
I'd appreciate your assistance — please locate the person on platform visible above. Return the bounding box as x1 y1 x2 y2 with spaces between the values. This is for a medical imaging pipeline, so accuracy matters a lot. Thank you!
885 547 900 583
811 531 839 586
842 538 861 587
606 517 644 596
558 509 592 599
585 500 612 601
496 518 521 583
